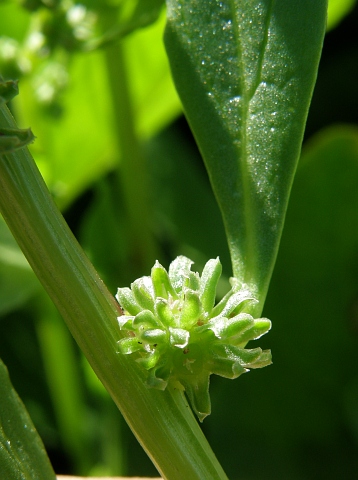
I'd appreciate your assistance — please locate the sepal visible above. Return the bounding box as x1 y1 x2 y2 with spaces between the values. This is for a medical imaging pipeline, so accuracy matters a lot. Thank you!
155 298 176 327
131 276 155 312
233 318 272 347
168 255 193 293
207 313 254 340
116 287 141 315
117 315 134 329
199 257 222 314
0 127 35 154
140 328 166 344
169 327 189 348
215 288 257 318
151 260 176 299
118 337 145 355
133 310 161 330
180 289 202 328
137 349 161 370
180 374 211 422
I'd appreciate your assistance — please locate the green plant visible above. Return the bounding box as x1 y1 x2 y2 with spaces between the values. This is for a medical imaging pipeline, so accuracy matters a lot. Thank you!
2 1 357 479
116 256 271 421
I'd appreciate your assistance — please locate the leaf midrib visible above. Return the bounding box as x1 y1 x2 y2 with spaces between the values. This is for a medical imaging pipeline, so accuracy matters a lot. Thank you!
230 0 275 289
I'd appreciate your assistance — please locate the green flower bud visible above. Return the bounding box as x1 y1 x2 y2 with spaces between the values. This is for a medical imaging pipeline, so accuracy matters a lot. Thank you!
131 276 155 312
116 256 272 421
168 255 193 293
233 318 272 347
199 256 222 314
179 288 202 329
117 315 134 330
207 313 254 340
118 337 144 355
140 328 167 344
169 327 189 348
151 260 177 299
155 298 176 328
132 310 161 330
116 287 141 316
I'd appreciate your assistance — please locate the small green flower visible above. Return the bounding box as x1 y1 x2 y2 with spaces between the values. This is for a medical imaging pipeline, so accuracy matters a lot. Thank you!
116 256 272 421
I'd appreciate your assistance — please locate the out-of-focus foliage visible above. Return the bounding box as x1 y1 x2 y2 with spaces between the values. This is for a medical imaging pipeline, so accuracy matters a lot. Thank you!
0 358 56 479
0 216 40 315
0 0 358 478
0 0 180 208
327 0 357 30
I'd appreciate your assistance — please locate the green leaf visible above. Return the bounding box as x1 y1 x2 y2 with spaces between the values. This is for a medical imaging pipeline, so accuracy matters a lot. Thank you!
0 358 56 480
165 0 327 313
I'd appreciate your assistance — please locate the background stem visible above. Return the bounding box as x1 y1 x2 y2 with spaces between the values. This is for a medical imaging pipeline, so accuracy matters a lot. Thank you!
102 8 157 276
35 295 90 474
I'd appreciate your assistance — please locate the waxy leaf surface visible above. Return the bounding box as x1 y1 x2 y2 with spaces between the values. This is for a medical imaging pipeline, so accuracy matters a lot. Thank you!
165 0 327 312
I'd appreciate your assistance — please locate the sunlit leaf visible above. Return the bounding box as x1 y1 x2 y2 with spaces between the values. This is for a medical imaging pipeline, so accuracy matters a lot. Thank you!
165 0 327 313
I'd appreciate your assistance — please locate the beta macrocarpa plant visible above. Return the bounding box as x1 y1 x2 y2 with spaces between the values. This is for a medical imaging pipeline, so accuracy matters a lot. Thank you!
116 256 272 421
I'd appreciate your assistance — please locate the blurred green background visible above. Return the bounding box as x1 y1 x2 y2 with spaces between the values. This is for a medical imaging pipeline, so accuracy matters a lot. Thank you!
1 0 358 478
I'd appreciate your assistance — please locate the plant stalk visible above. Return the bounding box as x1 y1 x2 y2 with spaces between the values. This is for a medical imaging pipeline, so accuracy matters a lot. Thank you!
0 103 228 479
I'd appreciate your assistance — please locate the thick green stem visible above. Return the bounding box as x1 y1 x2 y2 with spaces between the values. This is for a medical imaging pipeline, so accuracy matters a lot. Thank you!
0 104 228 479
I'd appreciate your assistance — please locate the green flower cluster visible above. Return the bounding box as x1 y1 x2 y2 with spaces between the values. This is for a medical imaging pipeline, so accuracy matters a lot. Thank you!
116 256 271 421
